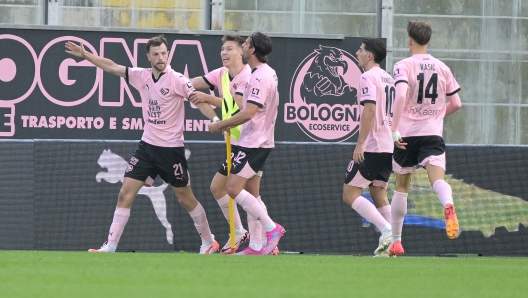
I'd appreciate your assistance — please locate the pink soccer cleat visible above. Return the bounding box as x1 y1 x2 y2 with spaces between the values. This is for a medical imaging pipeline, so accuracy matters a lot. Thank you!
235 246 264 255
263 223 285 255
268 246 280 256
388 240 404 257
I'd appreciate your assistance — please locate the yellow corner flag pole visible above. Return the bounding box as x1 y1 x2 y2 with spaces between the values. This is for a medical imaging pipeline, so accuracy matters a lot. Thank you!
225 131 236 254
221 70 240 254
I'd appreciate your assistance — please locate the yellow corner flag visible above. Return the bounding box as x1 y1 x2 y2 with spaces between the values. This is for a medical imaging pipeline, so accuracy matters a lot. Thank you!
221 71 241 140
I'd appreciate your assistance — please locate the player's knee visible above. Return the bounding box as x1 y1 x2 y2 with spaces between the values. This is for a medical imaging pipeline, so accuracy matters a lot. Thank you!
210 182 224 199
117 190 134 207
174 190 197 210
342 193 349 205
176 195 187 207
342 192 358 207
225 183 241 199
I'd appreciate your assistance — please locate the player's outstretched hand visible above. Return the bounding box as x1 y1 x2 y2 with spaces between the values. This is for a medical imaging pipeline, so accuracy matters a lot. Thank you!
65 41 86 58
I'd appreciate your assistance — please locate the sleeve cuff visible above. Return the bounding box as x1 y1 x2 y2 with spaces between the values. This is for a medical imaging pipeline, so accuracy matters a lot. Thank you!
360 99 376 106
446 88 461 96
202 76 215 91
247 100 263 108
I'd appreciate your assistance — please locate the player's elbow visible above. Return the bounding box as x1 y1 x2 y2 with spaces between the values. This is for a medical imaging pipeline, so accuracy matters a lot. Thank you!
454 100 462 110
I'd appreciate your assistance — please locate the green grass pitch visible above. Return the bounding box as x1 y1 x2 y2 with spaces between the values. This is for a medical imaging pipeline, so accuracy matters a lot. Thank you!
0 251 526 298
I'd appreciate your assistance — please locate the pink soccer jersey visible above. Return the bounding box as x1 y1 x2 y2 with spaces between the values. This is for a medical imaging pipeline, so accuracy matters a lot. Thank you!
358 66 395 153
203 65 251 99
393 54 461 137
239 64 279 148
127 65 194 147
203 65 251 145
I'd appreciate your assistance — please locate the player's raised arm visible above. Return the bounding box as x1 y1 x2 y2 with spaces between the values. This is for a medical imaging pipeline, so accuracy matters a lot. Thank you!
189 77 223 108
190 76 210 90
188 90 223 108
65 41 126 77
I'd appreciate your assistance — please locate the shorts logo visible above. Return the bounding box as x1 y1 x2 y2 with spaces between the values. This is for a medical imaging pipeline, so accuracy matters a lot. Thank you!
129 156 138 165
285 45 363 142
347 160 354 172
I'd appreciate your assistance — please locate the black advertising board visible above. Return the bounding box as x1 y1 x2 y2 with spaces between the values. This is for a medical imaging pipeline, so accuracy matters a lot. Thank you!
0 26 380 142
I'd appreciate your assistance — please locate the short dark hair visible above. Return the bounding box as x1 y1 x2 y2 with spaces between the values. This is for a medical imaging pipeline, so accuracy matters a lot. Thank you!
146 34 168 53
407 21 432 45
362 38 387 64
249 31 272 63
222 35 245 48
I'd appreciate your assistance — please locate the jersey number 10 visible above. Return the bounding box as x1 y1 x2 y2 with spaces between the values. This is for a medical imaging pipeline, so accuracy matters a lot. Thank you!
384 85 395 117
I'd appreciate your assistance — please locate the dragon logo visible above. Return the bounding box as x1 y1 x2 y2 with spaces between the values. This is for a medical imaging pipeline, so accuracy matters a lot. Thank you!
285 46 363 142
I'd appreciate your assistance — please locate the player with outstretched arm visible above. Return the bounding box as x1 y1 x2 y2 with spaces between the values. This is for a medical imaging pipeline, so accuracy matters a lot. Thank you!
65 34 219 254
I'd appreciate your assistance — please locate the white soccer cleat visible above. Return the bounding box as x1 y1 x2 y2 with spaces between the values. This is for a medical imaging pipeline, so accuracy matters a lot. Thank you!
373 251 391 258
88 241 117 253
374 230 391 256
200 240 220 254
220 230 250 254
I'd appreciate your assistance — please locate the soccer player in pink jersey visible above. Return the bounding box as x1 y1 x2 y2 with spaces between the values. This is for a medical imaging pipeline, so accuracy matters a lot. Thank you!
343 38 394 257
189 35 275 254
388 21 463 257
65 35 219 254
208 32 285 255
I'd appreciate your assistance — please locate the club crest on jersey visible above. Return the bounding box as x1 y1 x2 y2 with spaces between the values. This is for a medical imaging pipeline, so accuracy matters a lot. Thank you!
285 45 363 142
160 88 169 95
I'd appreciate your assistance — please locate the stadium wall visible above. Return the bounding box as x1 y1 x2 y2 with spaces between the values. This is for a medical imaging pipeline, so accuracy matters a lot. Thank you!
0 141 527 255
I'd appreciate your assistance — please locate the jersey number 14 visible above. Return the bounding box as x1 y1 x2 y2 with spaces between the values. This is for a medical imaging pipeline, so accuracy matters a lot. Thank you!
417 73 438 104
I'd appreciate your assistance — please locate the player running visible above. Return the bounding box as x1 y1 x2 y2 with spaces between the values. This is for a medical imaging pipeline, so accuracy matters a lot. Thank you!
389 21 463 257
